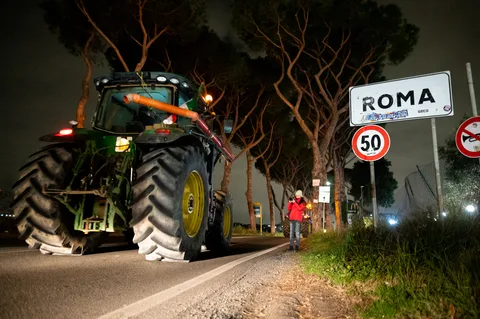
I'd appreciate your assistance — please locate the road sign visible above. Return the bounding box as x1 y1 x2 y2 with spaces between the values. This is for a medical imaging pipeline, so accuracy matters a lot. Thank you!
349 71 454 126
455 116 480 158
352 125 391 161
312 179 320 187
319 186 330 203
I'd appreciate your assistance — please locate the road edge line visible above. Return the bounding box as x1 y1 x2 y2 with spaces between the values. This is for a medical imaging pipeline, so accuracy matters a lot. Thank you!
98 242 289 319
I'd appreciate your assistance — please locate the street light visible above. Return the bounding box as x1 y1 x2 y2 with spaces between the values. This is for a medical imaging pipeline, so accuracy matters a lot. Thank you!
465 204 476 213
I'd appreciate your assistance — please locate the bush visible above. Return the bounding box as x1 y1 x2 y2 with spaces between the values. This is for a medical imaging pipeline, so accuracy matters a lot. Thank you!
302 214 480 318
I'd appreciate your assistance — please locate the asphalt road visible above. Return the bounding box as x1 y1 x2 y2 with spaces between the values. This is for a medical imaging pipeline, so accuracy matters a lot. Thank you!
0 235 289 319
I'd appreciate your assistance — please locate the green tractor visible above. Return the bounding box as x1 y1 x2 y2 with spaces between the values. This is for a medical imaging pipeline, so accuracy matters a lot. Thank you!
11 71 235 262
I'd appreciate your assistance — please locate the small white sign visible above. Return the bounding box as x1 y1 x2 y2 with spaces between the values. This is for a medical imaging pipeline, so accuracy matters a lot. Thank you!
349 71 453 126
319 186 330 203
312 179 320 187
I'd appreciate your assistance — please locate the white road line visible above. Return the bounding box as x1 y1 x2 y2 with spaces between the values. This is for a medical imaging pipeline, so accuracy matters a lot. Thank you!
0 248 34 254
98 242 289 319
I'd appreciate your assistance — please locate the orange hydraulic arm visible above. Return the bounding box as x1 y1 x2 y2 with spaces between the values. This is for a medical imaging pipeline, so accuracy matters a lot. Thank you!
123 93 235 162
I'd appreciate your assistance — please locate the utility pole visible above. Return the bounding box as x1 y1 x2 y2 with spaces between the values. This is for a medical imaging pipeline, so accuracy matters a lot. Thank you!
466 62 480 166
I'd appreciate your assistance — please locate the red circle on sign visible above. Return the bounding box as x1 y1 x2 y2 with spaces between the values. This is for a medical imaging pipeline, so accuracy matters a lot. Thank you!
455 116 480 158
352 125 391 161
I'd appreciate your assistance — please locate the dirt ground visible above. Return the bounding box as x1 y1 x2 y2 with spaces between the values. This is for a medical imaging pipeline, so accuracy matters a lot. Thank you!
242 254 361 319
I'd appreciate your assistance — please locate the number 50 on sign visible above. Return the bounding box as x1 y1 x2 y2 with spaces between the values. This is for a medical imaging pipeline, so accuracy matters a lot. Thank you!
352 125 391 161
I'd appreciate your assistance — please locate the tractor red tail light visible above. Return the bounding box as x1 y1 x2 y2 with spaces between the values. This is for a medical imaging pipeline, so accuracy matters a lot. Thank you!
56 128 73 136
155 129 171 135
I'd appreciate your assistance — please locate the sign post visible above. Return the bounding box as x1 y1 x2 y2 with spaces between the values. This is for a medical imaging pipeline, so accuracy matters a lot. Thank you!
349 71 453 218
431 118 444 217
466 63 480 166
352 125 391 228
319 186 330 232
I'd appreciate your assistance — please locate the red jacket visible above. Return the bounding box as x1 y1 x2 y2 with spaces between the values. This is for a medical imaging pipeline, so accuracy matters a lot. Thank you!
287 198 306 221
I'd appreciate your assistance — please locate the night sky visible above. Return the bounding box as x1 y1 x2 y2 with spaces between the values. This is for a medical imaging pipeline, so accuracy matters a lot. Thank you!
1 0 479 223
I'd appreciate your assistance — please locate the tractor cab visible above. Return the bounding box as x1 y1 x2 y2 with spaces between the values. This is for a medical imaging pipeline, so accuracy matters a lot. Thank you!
92 72 207 134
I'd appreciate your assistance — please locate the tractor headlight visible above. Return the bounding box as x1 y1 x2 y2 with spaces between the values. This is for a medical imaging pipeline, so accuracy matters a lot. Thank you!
101 78 109 84
115 136 132 152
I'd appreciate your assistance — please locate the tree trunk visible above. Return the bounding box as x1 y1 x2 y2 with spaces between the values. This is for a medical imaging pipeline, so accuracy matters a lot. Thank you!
333 159 344 232
245 153 255 230
264 166 275 234
310 142 328 233
77 32 95 128
271 186 284 222
221 160 232 193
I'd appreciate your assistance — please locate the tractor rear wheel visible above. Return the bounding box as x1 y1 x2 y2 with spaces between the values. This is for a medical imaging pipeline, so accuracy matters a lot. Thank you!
131 142 208 262
205 191 233 255
301 221 310 238
282 218 290 238
11 144 106 255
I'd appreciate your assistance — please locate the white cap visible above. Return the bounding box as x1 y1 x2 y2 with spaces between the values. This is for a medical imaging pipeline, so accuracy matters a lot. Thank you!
295 190 303 197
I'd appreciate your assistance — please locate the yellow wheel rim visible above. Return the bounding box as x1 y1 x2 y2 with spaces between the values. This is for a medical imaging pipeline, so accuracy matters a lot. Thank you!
223 206 232 239
182 171 204 238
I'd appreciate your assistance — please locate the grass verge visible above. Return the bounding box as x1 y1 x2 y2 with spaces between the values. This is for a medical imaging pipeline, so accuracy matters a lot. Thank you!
301 216 480 318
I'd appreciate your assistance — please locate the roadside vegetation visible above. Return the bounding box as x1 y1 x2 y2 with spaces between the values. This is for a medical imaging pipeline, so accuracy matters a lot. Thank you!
301 215 480 318
232 224 283 237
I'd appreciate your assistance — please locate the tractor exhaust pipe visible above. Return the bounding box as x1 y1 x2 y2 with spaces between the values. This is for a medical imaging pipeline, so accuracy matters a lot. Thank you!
123 93 235 162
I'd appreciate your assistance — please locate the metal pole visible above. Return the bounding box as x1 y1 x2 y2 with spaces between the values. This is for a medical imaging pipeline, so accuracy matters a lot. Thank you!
360 186 364 217
260 205 263 235
466 62 480 166
370 161 378 228
431 118 444 217
467 62 478 116
322 202 326 232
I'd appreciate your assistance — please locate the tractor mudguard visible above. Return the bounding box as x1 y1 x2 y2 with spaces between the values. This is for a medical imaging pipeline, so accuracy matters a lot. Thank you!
38 128 98 143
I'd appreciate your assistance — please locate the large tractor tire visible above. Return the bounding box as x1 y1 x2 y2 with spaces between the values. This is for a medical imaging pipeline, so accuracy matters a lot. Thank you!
283 218 290 238
301 221 310 238
205 191 233 255
11 144 106 255
131 142 208 262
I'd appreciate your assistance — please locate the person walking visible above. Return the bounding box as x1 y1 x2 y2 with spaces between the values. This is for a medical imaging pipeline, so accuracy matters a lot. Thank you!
287 190 306 251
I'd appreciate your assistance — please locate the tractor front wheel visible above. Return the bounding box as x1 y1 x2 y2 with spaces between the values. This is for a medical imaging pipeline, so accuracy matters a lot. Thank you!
131 142 208 262
205 191 233 255
11 144 106 255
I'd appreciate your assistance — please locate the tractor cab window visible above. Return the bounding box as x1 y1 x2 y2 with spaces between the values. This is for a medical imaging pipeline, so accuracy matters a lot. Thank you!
95 86 173 133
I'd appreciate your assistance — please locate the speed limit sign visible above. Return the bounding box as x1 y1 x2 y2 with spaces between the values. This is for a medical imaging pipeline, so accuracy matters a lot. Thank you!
352 125 391 161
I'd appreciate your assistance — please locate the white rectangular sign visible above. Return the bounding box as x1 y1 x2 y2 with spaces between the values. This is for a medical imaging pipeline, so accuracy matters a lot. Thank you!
349 71 453 126
319 186 330 203
312 179 320 187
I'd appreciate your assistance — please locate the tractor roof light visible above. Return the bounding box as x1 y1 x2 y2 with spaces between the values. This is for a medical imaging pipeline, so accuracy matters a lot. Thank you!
101 78 109 84
181 82 189 88
169 77 180 84
204 94 213 103
156 76 167 82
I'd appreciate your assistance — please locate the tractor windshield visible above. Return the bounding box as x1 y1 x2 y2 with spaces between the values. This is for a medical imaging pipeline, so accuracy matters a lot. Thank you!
94 86 174 133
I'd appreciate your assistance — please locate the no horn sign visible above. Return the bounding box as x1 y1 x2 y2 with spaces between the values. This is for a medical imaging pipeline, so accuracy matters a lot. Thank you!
456 116 480 158
352 125 391 161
